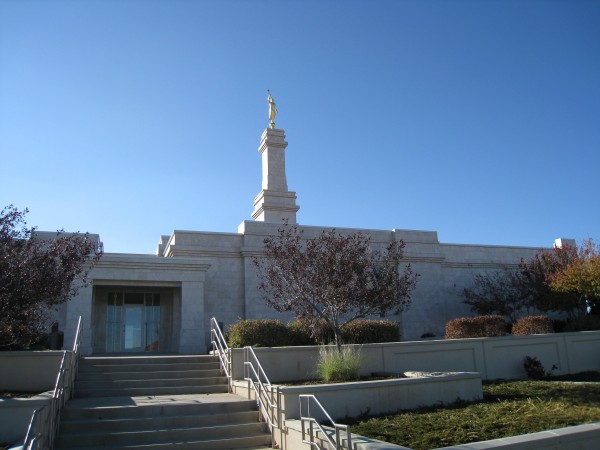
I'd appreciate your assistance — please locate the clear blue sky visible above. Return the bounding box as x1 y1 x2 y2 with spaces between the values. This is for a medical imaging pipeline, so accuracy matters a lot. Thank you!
1 0 599 254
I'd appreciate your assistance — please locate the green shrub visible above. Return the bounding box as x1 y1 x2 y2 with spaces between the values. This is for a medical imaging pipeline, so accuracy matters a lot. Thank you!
341 320 400 344
512 316 554 335
523 355 556 379
445 315 507 339
317 346 362 382
226 319 289 348
286 320 316 346
287 319 334 345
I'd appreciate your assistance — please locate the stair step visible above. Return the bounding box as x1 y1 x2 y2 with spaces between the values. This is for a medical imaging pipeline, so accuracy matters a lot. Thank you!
75 376 226 389
79 362 221 372
75 384 228 398
77 369 222 381
62 398 258 421
79 355 219 365
55 422 269 448
55 434 272 450
60 410 260 433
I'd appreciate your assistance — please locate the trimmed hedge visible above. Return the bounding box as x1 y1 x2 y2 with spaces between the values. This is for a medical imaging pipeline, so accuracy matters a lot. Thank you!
445 315 507 339
287 319 334 345
512 316 554 336
226 319 288 348
226 318 402 347
341 320 400 344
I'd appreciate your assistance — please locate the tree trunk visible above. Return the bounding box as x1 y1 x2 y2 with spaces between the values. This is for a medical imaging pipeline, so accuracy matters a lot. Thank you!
334 327 343 354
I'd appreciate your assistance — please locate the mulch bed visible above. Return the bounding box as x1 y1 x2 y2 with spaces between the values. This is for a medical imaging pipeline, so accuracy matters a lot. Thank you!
0 391 43 399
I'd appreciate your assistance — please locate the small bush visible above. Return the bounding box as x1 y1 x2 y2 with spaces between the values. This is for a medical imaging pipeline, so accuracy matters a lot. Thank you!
512 316 554 336
226 319 288 348
341 320 400 344
552 319 567 333
445 316 507 339
523 356 545 379
317 346 362 382
563 315 600 332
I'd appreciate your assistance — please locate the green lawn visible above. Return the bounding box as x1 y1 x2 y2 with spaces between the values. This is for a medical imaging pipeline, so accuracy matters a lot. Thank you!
348 373 600 450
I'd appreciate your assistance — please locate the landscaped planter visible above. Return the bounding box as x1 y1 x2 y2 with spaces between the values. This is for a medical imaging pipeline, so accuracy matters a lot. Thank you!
233 371 482 421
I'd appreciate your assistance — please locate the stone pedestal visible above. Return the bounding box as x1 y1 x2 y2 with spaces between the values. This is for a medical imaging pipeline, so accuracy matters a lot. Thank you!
252 128 299 223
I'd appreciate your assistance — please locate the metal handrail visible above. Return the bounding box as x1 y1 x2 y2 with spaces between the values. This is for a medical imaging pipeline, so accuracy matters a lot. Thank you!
23 406 47 450
210 317 232 391
210 317 350 450
243 346 280 433
300 394 352 450
23 316 83 450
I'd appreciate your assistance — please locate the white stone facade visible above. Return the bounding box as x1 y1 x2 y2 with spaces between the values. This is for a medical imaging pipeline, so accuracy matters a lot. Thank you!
52 127 553 355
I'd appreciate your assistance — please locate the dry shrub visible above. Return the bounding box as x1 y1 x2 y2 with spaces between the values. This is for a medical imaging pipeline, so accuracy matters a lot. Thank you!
512 316 554 336
445 316 507 339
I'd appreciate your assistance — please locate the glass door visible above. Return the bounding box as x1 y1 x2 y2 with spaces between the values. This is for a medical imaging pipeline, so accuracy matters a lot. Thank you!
105 291 161 353
124 303 144 351
106 293 123 352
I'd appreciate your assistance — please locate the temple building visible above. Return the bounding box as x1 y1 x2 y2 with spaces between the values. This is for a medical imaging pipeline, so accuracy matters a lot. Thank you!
52 118 567 355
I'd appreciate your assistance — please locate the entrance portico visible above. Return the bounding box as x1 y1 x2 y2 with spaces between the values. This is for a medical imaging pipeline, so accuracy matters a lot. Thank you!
65 253 211 355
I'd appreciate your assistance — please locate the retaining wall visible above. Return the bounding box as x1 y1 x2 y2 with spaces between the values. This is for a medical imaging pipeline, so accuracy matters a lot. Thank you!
230 331 600 382
233 372 482 422
0 351 65 391
0 392 52 445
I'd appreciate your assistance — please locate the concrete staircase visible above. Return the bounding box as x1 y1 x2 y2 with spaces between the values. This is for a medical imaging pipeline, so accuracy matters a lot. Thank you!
54 355 271 449
74 355 228 398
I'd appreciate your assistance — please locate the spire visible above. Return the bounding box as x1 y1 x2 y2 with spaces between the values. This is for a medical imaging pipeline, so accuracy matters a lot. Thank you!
251 127 300 223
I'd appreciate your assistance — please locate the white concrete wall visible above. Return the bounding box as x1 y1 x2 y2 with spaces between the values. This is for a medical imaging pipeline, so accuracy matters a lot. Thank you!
230 331 600 382
0 351 64 391
281 373 482 421
0 393 52 445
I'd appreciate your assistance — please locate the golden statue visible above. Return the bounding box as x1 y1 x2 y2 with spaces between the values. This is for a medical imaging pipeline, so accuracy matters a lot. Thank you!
267 90 278 128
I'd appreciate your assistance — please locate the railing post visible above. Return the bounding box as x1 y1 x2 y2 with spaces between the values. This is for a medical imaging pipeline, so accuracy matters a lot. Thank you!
210 317 232 392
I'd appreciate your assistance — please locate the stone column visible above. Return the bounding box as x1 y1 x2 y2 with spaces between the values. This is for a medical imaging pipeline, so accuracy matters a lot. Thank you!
65 285 93 355
252 128 300 223
179 281 205 354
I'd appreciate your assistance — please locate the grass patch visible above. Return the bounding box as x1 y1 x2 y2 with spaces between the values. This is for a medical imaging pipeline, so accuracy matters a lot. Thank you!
349 373 600 450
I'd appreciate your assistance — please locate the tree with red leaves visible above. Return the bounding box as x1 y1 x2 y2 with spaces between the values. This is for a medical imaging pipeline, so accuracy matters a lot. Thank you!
548 238 600 315
0 205 103 349
253 225 418 351
464 240 598 322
